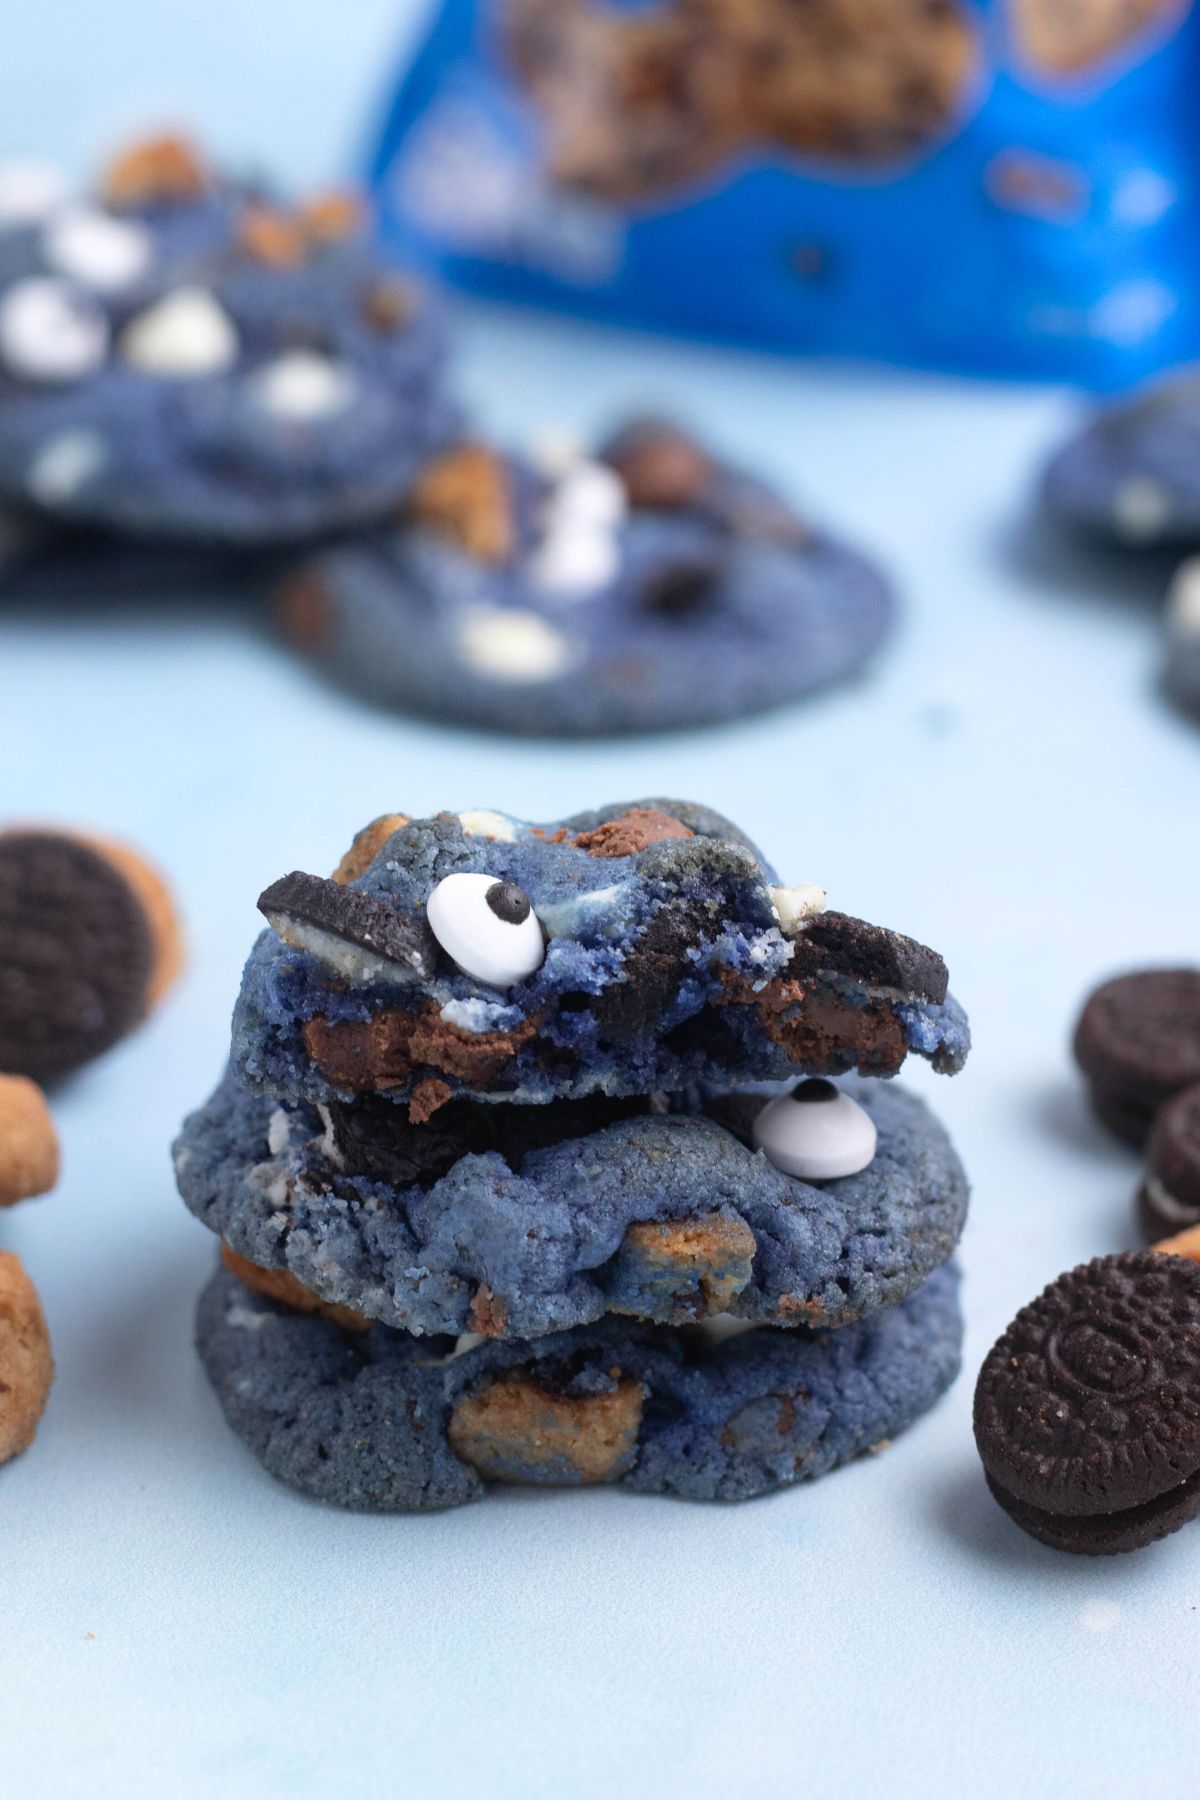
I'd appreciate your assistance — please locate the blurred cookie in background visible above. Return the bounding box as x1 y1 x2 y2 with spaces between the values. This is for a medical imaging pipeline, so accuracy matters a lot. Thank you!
1163 555 1200 721
275 418 895 735
0 135 460 545
1010 0 1187 76
1041 371 1200 549
0 1075 58 1466
1074 967 1200 1148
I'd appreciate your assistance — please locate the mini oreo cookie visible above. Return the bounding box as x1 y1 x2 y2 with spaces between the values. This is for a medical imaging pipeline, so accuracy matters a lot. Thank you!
0 828 181 1081
1073 969 1200 1148
1138 1084 1200 1240
974 1251 1200 1554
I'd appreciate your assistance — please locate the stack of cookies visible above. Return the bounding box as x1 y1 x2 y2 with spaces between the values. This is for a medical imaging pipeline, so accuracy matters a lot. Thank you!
174 799 971 1511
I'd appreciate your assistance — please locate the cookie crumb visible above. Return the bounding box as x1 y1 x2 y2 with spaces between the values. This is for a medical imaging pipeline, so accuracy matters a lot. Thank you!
0 1076 59 1207
0 1252 53 1464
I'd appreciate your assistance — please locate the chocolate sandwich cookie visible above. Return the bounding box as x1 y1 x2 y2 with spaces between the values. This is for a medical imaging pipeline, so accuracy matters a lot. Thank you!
196 1255 963 1511
1163 556 1200 723
1138 1084 1200 1239
1074 968 1200 1147
231 801 969 1113
277 420 894 734
0 137 458 543
0 1250 53 1465
975 1251 1200 1555
175 1071 969 1339
1042 371 1200 548
0 828 181 1082
506 0 976 203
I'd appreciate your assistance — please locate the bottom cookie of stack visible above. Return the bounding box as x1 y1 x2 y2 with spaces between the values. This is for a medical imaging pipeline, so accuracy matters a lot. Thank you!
197 1257 962 1512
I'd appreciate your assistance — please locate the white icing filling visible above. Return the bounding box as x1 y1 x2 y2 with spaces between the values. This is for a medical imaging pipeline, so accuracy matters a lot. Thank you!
44 206 152 293
315 1104 344 1170
687 1313 760 1346
457 606 577 682
0 276 107 382
26 427 105 503
267 1109 292 1156
770 884 827 935
458 809 518 841
120 286 237 377
416 1330 489 1367
264 912 422 986
1143 1174 1200 1227
1113 475 1171 543
248 349 357 422
1166 557 1200 641
0 159 67 227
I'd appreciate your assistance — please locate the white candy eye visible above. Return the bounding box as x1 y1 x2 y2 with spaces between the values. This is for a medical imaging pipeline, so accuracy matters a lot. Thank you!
0 277 108 382
119 285 237 377
0 159 67 227
528 524 620 597
548 460 627 530
426 872 545 988
751 1080 877 1181
44 207 152 293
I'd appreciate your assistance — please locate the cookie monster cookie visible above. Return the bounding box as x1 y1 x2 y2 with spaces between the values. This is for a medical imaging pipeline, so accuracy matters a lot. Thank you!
0 136 457 543
178 796 970 1508
196 1256 962 1511
276 420 894 734
1041 372 1200 547
975 1252 1200 1555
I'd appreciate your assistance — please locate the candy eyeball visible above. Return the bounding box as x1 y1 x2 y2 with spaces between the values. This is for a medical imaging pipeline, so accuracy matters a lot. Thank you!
0 277 108 382
426 872 545 988
751 1079 877 1181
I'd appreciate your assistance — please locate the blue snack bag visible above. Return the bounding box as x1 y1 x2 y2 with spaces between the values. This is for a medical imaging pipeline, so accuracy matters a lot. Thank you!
369 1 1200 386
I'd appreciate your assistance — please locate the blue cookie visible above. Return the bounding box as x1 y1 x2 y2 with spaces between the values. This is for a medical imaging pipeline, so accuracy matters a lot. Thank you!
276 419 893 734
0 139 458 543
233 800 969 1115
1042 373 1200 547
195 1257 963 1510
175 1069 969 1337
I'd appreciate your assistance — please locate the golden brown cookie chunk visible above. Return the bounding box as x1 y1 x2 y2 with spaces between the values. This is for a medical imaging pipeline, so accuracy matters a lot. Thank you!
298 189 367 244
219 1244 372 1331
101 132 210 207
0 1076 59 1208
1011 0 1184 75
409 444 516 564
0 1252 53 1465
87 834 184 1008
237 205 309 268
332 814 411 886
1153 1223 1200 1265
448 1372 645 1484
613 1213 756 1313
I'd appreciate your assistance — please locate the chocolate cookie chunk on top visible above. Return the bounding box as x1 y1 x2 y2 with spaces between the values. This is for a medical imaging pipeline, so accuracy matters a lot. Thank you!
974 1251 1200 1554
232 800 968 1113
1074 968 1200 1147
0 828 181 1082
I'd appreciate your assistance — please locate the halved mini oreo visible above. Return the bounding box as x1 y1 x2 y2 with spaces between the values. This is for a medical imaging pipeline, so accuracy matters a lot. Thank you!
258 870 437 984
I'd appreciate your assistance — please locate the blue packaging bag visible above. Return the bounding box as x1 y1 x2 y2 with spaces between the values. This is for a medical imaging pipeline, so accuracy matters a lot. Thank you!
369 0 1200 387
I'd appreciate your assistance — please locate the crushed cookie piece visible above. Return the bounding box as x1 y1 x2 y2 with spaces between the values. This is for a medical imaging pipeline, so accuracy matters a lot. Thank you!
101 133 209 208
409 444 516 563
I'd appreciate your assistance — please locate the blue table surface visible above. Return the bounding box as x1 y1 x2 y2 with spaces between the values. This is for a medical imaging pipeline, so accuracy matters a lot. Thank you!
3 5 1200 1797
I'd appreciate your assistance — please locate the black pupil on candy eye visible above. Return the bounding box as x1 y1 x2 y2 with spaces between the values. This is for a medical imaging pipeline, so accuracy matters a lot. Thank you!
792 1079 837 1104
485 881 531 925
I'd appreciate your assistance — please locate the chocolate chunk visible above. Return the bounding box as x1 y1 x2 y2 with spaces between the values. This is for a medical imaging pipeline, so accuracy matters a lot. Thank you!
574 808 695 859
974 1252 1200 1554
302 1003 539 1095
601 421 716 510
592 900 707 1041
1139 1084 1200 1239
361 277 416 334
258 870 438 983
639 558 720 618
787 911 949 1004
1075 970 1200 1148
326 1090 647 1187
0 831 155 1082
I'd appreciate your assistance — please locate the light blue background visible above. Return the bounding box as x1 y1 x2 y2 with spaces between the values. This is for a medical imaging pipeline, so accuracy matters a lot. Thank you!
2 6 1200 1797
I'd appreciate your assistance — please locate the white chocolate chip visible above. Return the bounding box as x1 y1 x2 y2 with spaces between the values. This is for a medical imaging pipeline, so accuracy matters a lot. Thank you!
547 460 627 530
44 206 152 293
770 884 827 935
26 427 105 503
248 349 357 422
529 426 586 480
0 159 67 227
1166 557 1200 640
687 1313 759 1346
457 809 518 840
0 277 108 382
266 1109 292 1156
1112 475 1171 543
119 285 238 377
458 606 577 682
528 523 620 598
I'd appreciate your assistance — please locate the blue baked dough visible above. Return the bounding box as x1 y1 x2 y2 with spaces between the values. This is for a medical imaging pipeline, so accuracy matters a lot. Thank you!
232 801 970 1113
0 151 458 543
176 1070 968 1337
277 432 893 734
1042 373 1200 547
194 1258 963 1510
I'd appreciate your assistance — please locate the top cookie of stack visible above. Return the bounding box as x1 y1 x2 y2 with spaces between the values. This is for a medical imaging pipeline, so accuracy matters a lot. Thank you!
0 135 459 543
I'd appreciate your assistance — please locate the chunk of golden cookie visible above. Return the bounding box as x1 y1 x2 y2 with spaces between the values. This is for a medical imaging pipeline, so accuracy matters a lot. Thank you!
0 1253 53 1464
0 1076 59 1208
